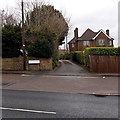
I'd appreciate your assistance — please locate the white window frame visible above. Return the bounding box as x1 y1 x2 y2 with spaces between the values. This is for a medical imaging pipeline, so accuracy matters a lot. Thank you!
72 43 74 48
83 41 90 46
98 39 105 46
109 40 112 46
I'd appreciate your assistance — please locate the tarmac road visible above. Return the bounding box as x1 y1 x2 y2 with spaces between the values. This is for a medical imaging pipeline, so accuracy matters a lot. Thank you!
2 89 119 118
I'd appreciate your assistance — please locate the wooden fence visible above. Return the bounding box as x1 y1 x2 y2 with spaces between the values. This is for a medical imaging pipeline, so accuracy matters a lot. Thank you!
89 56 120 73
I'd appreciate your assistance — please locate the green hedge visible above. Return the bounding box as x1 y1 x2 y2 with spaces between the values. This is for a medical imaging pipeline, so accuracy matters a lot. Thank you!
71 51 84 64
84 47 120 68
71 47 120 68
59 53 71 60
85 47 120 56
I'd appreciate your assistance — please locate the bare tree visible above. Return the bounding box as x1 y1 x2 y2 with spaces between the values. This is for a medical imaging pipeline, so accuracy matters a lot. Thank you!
3 0 70 45
24 3 70 45
0 9 18 26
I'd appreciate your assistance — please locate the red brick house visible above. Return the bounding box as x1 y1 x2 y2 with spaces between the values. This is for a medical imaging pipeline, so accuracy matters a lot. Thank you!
68 28 114 52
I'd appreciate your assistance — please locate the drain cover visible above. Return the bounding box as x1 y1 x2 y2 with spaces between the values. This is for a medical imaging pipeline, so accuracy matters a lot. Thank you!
2 83 10 86
2 83 15 87
94 94 108 97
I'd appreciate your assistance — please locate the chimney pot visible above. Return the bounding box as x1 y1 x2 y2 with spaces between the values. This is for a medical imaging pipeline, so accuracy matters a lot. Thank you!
106 29 109 36
74 27 78 39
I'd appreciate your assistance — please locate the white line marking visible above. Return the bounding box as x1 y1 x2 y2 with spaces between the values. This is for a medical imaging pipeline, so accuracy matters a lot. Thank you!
42 75 98 79
0 107 56 115
77 77 99 79
21 74 33 77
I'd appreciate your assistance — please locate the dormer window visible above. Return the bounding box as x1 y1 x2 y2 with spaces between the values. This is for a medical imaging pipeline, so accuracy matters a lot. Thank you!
98 39 105 46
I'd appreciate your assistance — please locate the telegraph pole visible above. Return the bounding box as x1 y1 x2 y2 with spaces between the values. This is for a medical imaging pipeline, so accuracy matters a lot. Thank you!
66 35 68 53
21 0 26 70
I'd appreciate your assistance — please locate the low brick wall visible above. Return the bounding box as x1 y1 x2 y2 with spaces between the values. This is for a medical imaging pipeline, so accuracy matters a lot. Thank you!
1 57 23 71
1 57 52 71
27 57 52 71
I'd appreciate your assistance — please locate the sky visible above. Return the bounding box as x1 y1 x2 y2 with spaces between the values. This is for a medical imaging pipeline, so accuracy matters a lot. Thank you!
0 0 119 47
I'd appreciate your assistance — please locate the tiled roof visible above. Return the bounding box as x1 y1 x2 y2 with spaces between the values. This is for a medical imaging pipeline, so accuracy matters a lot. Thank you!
68 28 114 44
68 38 77 44
78 28 98 41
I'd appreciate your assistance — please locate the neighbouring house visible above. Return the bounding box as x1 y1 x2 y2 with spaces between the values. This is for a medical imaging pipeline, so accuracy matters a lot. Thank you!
68 28 114 52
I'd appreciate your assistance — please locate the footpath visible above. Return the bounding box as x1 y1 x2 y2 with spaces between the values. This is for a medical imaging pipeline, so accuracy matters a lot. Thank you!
1 60 120 96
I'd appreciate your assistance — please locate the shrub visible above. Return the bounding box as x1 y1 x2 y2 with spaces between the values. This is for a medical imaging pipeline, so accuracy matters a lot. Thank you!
28 40 53 58
71 51 84 64
84 47 120 68
86 47 119 56
2 24 22 58
52 50 59 69
26 25 60 69
59 52 71 60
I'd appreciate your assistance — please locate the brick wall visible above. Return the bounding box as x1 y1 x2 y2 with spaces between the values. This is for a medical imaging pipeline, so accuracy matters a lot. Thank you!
27 57 52 71
1 57 52 71
1 57 23 71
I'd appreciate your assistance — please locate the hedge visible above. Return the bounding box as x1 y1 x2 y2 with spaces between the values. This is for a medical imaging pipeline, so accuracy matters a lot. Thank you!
71 47 120 68
85 47 120 56
84 47 120 67
59 53 71 60
71 51 84 64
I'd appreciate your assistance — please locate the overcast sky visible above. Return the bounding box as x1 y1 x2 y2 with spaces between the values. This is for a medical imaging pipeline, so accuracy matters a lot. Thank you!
0 0 119 47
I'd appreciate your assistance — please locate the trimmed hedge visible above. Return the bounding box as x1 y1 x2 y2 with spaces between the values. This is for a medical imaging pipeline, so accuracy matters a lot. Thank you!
71 47 120 68
85 47 120 56
84 47 120 67
59 53 71 60
71 51 84 64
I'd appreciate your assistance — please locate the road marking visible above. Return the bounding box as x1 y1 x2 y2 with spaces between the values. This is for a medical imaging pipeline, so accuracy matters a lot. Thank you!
42 75 99 79
0 107 56 115
77 77 99 79
21 74 33 77
42 75 76 78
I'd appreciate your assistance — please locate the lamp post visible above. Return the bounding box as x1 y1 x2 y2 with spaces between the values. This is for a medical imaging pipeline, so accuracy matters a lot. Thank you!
21 0 26 70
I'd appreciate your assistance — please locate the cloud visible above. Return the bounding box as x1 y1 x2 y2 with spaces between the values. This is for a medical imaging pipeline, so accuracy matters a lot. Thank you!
0 0 118 46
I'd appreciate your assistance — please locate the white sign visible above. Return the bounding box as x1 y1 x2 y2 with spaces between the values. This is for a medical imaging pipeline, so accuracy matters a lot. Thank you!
28 60 40 64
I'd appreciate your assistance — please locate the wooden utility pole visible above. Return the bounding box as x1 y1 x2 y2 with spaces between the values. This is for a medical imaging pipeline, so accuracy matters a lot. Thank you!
66 35 68 53
21 0 26 70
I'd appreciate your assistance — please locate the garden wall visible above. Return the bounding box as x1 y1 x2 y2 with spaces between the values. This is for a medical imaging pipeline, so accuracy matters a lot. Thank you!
1 57 52 71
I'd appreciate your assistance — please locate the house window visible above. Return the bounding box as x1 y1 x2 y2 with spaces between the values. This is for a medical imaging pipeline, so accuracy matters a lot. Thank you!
83 41 90 46
98 39 105 46
109 40 112 46
72 43 74 48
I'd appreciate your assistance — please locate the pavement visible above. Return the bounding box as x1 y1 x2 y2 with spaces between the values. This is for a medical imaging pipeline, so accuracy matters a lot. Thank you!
1 60 120 95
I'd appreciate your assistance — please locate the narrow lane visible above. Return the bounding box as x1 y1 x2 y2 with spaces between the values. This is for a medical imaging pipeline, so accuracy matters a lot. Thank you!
50 60 88 76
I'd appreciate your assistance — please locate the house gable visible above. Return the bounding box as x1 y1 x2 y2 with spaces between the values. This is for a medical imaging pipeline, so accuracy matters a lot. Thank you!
92 29 113 40
78 28 97 41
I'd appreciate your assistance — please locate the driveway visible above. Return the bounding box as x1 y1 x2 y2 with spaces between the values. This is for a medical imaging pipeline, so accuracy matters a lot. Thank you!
33 60 89 76
53 60 88 75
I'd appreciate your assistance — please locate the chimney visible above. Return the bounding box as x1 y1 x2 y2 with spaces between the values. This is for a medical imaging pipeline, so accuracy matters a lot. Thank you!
74 27 78 39
106 29 109 36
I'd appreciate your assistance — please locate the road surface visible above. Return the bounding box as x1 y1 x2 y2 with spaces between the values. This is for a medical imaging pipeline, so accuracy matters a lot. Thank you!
2 89 118 118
